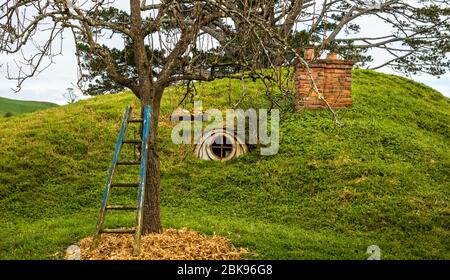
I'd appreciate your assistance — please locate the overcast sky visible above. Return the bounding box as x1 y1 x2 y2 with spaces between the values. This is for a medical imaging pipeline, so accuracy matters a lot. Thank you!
0 3 449 105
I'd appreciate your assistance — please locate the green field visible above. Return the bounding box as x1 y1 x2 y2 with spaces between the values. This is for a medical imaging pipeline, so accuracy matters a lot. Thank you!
0 69 449 259
0 96 58 116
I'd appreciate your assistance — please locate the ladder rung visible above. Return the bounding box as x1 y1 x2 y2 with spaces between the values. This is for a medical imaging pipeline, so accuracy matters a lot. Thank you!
128 119 143 123
101 228 136 234
117 161 140 165
123 140 141 144
111 182 139 187
106 205 137 211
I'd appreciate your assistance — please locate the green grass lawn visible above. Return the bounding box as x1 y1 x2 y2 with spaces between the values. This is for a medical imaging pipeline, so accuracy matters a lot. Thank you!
0 69 449 259
0 96 58 116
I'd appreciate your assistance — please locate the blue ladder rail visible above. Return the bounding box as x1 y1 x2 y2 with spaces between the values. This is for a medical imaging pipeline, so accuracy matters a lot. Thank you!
133 105 151 255
91 105 152 256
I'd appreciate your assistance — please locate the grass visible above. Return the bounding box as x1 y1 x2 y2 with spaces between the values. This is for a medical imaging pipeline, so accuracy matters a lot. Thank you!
0 69 449 259
0 96 58 116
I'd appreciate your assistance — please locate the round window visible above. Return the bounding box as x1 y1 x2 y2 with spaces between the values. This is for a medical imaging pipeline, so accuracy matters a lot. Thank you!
194 128 247 161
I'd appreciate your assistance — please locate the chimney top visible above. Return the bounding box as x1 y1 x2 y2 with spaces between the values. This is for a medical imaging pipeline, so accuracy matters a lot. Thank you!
327 52 338 61
304 47 315 61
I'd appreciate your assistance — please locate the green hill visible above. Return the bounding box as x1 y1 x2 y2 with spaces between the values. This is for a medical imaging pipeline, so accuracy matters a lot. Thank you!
0 69 449 259
0 96 58 116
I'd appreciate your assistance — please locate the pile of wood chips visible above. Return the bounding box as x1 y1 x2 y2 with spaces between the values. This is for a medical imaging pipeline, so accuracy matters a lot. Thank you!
78 228 247 260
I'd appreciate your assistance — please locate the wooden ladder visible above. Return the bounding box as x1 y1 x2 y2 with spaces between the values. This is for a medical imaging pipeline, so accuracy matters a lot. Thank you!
91 105 151 255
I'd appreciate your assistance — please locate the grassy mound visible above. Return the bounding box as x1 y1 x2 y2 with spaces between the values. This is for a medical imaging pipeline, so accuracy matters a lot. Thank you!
0 96 58 116
0 69 449 259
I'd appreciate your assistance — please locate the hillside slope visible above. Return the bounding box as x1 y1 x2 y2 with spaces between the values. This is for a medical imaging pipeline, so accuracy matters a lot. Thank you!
0 70 449 259
0 96 58 116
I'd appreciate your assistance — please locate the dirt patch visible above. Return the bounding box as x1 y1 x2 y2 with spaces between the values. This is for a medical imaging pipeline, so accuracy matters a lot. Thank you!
78 228 248 260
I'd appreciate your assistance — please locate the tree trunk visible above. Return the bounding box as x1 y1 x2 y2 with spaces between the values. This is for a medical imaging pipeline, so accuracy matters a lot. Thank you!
128 0 162 234
141 87 163 234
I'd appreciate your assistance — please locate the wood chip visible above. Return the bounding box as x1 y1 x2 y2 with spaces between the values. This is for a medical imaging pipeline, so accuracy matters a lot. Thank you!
78 228 248 260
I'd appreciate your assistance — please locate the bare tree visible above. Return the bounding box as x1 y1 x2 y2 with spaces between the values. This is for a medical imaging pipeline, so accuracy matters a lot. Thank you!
0 0 448 233
63 87 78 103
196 0 449 74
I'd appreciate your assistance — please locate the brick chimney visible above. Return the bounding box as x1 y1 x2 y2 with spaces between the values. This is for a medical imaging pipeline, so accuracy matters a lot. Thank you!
295 50 355 110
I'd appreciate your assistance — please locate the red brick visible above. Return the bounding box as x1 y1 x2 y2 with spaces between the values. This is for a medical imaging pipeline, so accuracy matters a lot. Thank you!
295 56 355 110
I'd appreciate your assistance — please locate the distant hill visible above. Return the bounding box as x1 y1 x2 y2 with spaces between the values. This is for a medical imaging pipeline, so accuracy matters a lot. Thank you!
0 96 58 116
